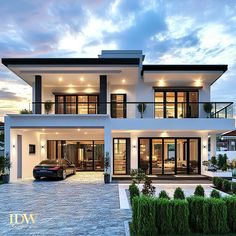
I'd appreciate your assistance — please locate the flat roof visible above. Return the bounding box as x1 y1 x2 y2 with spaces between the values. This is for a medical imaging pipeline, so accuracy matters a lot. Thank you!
2 58 140 66
142 64 228 73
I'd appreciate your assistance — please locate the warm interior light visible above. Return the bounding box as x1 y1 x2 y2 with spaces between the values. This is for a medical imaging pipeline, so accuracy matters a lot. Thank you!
58 77 62 82
56 132 59 135
84 132 87 135
80 77 84 82
88 84 91 87
194 79 202 87
42 128 45 131
158 79 165 87
68 84 73 87
77 129 80 131
122 79 126 84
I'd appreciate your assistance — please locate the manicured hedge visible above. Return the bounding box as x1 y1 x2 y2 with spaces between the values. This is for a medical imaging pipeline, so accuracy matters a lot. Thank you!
194 185 205 197
222 179 231 192
171 199 189 234
129 183 139 204
223 196 236 232
212 176 236 194
153 198 172 234
232 182 236 194
203 198 229 234
187 196 206 233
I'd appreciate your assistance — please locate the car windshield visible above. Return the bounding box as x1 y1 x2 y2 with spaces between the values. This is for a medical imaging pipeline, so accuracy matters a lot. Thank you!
40 160 59 165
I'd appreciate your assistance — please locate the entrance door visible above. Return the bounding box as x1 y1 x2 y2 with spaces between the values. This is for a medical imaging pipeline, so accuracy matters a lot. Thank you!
113 138 130 174
163 139 175 174
17 135 22 178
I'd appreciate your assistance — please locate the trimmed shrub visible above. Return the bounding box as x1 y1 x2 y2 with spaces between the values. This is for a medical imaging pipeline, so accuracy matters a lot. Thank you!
203 198 229 234
215 177 223 190
194 185 205 197
136 196 156 236
187 196 206 233
212 176 219 187
223 196 236 232
131 196 139 234
222 179 231 192
210 189 221 198
153 198 172 234
173 187 185 200
171 200 190 234
232 182 236 194
158 190 170 200
129 183 139 204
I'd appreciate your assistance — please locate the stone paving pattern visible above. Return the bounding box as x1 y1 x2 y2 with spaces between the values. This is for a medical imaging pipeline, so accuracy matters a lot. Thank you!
0 172 131 236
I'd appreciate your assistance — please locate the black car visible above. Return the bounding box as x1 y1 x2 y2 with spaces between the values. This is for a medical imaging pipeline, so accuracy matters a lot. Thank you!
33 159 76 180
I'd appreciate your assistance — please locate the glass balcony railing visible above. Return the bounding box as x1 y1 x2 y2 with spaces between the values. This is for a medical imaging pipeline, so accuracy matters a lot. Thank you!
26 101 234 119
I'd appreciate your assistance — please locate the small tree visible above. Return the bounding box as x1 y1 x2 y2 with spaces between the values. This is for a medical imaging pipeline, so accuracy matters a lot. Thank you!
44 100 53 114
137 103 147 118
210 189 221 198
218 154 228 170
203 102 213 118
141 177 156 196
211 156 217 166
104 152 110 175
159 190 170 199
130 168 146 184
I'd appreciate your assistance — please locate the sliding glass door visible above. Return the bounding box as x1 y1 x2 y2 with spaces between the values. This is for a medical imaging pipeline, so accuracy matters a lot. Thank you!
155 90 199 118
139 138 200 175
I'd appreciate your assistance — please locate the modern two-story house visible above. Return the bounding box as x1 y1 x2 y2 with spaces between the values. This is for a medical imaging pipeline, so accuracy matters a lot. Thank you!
2 50 235 182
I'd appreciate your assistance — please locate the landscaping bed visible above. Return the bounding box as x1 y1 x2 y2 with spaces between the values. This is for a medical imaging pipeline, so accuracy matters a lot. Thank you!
212 176 236 195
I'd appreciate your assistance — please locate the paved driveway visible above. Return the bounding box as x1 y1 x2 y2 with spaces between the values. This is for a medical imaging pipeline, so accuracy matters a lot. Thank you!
0 173 131 236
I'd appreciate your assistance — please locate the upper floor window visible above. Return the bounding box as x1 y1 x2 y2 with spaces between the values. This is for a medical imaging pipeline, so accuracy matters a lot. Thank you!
155 90 199 118
55 95 98 114
111 94 127 118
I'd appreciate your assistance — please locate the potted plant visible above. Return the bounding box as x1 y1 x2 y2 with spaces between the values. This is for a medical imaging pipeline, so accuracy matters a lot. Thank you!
137 103 147 118
203 102 213 118
0 153 11 184
104 152 110 184
44 100 53 114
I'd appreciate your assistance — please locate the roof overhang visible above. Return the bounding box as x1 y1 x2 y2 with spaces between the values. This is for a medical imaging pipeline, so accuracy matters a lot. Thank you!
142 65 227 87
2 58 140 86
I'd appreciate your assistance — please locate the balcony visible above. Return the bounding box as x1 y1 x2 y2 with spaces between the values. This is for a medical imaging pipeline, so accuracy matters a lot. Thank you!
30 101 234 119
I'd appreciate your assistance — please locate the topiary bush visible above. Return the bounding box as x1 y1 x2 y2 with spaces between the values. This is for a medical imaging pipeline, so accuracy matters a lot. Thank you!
129 183 139 204
187 196 206 233
210 189 221 198
215 177 223 190
158 190 170 200
222 179 231 192
153 198 172 234
203 198 229 234
223 196 236 232
136 196 156 236
232 182 236 194
174 187 185 200
171 199 190 234
131 196 140 234
194 185 205 197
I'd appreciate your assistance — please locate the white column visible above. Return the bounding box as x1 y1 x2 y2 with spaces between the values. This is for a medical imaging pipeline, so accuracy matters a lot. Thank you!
104 125 112 180
210 133 217 157
130 132 138 170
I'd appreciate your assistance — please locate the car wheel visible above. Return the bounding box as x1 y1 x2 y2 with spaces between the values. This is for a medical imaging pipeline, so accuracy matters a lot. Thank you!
34 176 41 180
62 170 67 180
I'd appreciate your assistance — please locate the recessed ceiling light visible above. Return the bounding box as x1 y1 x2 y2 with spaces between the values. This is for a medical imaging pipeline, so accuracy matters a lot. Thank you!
122 79 126 83
68 84 73 87
88 84 91 87
56 132 59 135
80 77 84 82
84 132 87 135
77 129 80 131
58 77 62 82
42 128 45 131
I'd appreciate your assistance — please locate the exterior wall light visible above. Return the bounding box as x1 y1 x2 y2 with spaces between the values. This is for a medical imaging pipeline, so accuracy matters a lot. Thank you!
12 145 15 148
41 145 45 149
203 145 206 149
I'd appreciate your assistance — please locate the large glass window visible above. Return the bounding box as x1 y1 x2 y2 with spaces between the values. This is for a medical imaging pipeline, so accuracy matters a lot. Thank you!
154 90 199 118
111 94 126 118
55 95 98 114
138 138 200 175
47 140 104 171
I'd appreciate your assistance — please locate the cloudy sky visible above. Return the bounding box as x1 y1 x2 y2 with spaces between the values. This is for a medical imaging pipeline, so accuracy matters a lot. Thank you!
0 0 236 119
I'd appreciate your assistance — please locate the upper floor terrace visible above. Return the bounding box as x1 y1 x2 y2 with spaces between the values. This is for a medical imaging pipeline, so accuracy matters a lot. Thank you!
2 50 233 120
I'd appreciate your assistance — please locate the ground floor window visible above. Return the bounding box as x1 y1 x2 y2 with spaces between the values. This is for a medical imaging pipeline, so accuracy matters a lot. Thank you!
138 137 200 175
47 140 104 171
113 138 130 175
